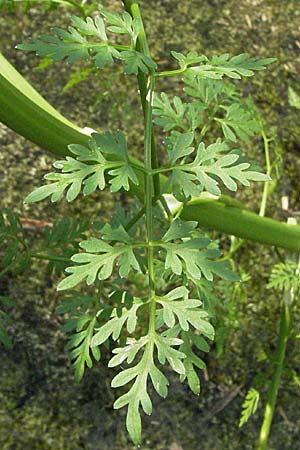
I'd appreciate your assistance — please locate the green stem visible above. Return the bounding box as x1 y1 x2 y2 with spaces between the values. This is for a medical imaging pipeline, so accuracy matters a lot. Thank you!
219 129 273 260
160 196 173 222
257 217 299 450
88 42 130 52
122 1 157 336
257 284 294 450
3 53 300 251
259 131 271 217
30 252 70 263
122 0 160 199
144 74 155 289
155 68 187 78
124 207 145 232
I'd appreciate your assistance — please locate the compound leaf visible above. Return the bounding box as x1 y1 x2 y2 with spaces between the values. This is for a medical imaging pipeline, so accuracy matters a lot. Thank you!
25 132 139 203
91 299 143 347
216 103 261 142
165 131 194 164
168 139 270 198
57 237 140 290
153 93 188 131
181 52 276 80
156 287 214 338
179 330 207 395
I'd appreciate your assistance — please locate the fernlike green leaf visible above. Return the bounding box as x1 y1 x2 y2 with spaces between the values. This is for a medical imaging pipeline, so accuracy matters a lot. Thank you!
187 53 276 80
179 331 207 395
162 218 199 241
100 223 133 243
216 103 261 142
55 291 96 316
108 336 149 367
155 334 186 374
153 92 206 133
0 209 29 274
70 15 108 40
153 93 188 131
112 342 157 445
161 220 236 283
239 388 260 427
0 325 12 349
169 139 270 197
100 7 142 42
109 164 139 192
171 50 207 70
67 316 100 382
16 14 122 68
288 86 300 109
0 296 14 349
183 74 225 103
156 287 214 338
92 130 128 160
165 131 194 164
120 50 157 75
24 132 139 204
161 240 214 280
57 237 140 290
267 261 300 292
113 334 185 443
91 299 143 347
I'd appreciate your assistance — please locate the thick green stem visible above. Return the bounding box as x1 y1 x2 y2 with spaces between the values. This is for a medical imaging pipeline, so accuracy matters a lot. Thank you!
3 54 300 251
223 129 272 259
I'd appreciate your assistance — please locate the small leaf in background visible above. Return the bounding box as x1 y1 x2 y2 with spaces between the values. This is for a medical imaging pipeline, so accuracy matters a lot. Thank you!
239 388 260 427
0 296 14 349
267 261 300 292
288 87 300 109
0 209 29 275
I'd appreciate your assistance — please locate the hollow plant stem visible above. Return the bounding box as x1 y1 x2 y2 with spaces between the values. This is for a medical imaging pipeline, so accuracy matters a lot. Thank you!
3 51 300 251
218 130 272 261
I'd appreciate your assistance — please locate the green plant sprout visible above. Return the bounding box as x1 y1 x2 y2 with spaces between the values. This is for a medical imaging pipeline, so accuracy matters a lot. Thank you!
6 0 278 444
